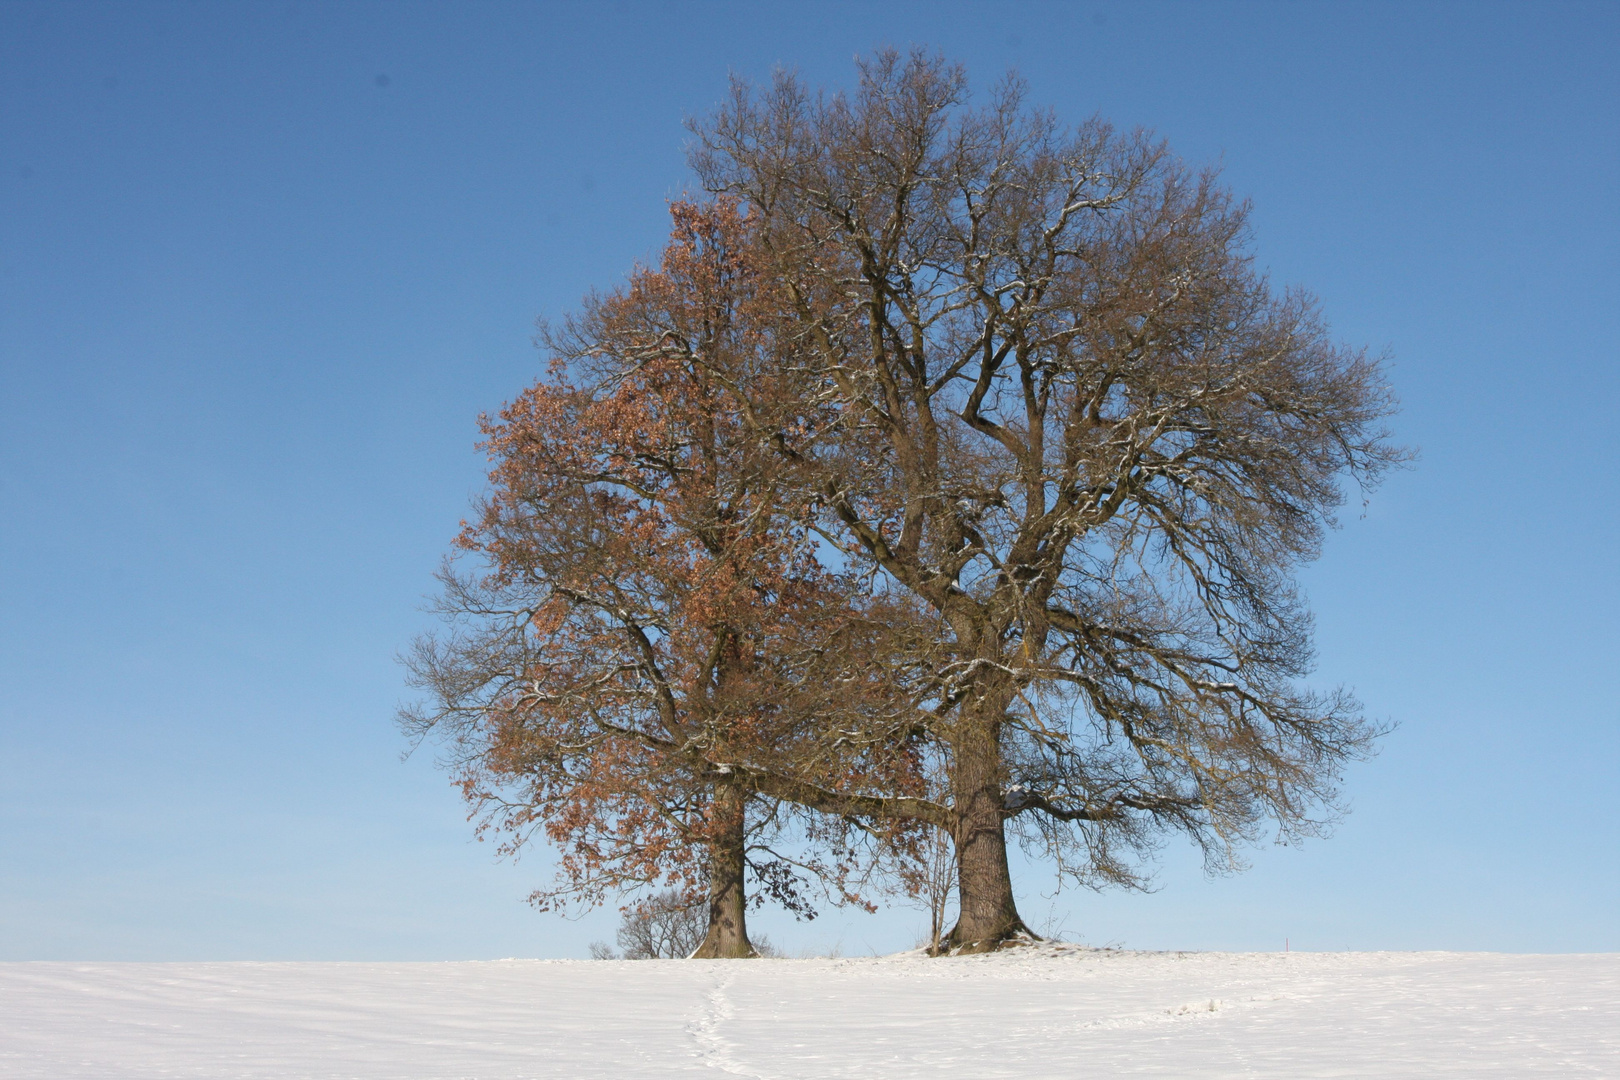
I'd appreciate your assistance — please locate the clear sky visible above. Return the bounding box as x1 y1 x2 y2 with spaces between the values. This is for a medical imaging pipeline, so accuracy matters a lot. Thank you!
2 0 1615 961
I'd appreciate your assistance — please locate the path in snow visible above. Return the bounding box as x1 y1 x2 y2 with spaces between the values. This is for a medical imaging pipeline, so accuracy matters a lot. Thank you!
2 945 1615 1078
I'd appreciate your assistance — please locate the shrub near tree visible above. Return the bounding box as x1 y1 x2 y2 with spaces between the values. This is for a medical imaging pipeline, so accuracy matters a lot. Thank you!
686 49 1407 951
614 892 707 960
590 890 781 960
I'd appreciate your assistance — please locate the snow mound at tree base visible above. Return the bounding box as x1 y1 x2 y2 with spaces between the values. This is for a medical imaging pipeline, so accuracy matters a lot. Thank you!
3 948 1615 1078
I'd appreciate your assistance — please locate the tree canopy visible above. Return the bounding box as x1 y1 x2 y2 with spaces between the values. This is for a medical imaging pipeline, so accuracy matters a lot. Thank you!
402 202 930 957
685 49 1405 950
405 48 1404 957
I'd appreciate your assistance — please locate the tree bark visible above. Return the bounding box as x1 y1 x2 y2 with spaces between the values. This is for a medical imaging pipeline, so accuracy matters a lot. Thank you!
691 779 758 958
940 699 1031 954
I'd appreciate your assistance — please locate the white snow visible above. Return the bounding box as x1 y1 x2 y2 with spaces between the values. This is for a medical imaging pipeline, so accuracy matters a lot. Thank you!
2 945 1615 1078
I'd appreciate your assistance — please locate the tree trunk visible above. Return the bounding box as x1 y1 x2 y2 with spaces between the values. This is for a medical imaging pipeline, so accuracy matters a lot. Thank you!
940 701 1031 954
691 779 757 958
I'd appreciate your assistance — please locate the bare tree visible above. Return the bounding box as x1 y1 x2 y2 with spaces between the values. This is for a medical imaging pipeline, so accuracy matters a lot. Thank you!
907 825 958 954
689 49 1407 951
616 890 709 959
590 890 783 960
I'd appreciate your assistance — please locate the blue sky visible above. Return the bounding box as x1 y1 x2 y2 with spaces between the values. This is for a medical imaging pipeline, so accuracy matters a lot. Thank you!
2 1 1615 960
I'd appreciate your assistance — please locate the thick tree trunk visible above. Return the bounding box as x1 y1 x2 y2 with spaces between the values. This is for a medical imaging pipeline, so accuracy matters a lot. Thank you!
940 701 1031 954
691 780 758 958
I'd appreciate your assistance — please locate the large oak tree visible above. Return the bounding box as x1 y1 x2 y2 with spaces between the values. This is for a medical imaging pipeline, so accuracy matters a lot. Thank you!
687 50 1407 951
402 203 928 957
409 49 1405 958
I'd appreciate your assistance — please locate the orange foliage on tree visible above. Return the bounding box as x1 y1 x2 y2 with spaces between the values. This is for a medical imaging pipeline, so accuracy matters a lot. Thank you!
402 201 931 957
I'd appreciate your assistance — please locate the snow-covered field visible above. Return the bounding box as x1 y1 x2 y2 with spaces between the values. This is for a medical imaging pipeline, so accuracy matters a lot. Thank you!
3 945 1615 1078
